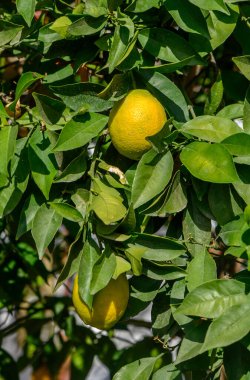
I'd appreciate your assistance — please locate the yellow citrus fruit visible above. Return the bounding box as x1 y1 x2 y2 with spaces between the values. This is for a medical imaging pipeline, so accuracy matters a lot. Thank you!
31 365 52 380
108 89 167 160
72 274 129 330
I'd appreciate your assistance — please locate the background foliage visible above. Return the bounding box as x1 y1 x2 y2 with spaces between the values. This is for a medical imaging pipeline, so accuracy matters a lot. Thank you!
1 0 250 379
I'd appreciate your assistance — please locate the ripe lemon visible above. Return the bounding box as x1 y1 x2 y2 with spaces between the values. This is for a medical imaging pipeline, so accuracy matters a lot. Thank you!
72 273 129 330
108 89 167 160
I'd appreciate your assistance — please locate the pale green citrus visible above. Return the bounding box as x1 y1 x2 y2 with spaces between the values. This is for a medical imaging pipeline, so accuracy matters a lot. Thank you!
108 89 167 160
72 274 129 330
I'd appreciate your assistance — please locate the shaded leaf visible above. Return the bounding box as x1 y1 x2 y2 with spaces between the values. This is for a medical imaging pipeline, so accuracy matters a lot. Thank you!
31 204 63 259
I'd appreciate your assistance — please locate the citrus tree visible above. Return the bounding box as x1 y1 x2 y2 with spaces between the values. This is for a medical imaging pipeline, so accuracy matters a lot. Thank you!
1 0 250 379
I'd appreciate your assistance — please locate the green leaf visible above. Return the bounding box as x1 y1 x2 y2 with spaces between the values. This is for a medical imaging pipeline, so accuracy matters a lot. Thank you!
138 28 203 64
208 184 242 225
180 142 239 183
9 72 43 112
143 262 186 281
0 20 23 47
233 55 250 81
164 0 210 38
51 83 113 112
98 73 132 101
113 256 131 279
125 245 146 276
0 138 30 218
217 103 244 119
16 0 36 26
176 279 248 318
68 15 107 36
90 250 116 295
139 70 189 122
31 204 63 259
182 198 211 257
55 152 87 183
152 364 182 380
204 71 224 115
16 193 42 239
54 231 84 291
112 355 163 380
244 87 250 133
156 171 187 215
43 65 74 85
91 179 127 225
78 238 101 307
132 149 173 209
108 21 134 73
50 16 72 38
222 133 250 156
208 4 239 49
180 116 242 143
32 93 66 125
126 0 160 12
0 125 18 187
224 343 250 380
28 128 58 199
175 320 209 364
53 113 108 151
219 214 247 246
202 299 250 351
186 249 217 292
189 0 230 14
50 202 84 222
71 188 90 218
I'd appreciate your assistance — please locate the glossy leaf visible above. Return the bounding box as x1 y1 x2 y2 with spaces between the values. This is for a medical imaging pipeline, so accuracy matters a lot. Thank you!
176 279 248 318
78 238 101 308
113 355 163 380
33 93 66 125
233 55 250 81
31 204 63 259
55 152 87 183
29 128 58 199
68 15 107 36
0 138 29 218
0 125 18 187
189 0 230 14
139 70 189 122
0 20 23 47
90 250 116 295
180 116 241 143
54 113 108 151
204 71 224 115
91 179 127 225
9 72 43 111
202 299 250 351
244 87 250 133
16 0 36 26
164 0 210 38
138 28 202 64
51 83 113 112
16 193 42 239
186 249 217 292
54 231 84 291
222 133 250 155
132 149 173 209
50 202 84 222
180 142 239 183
